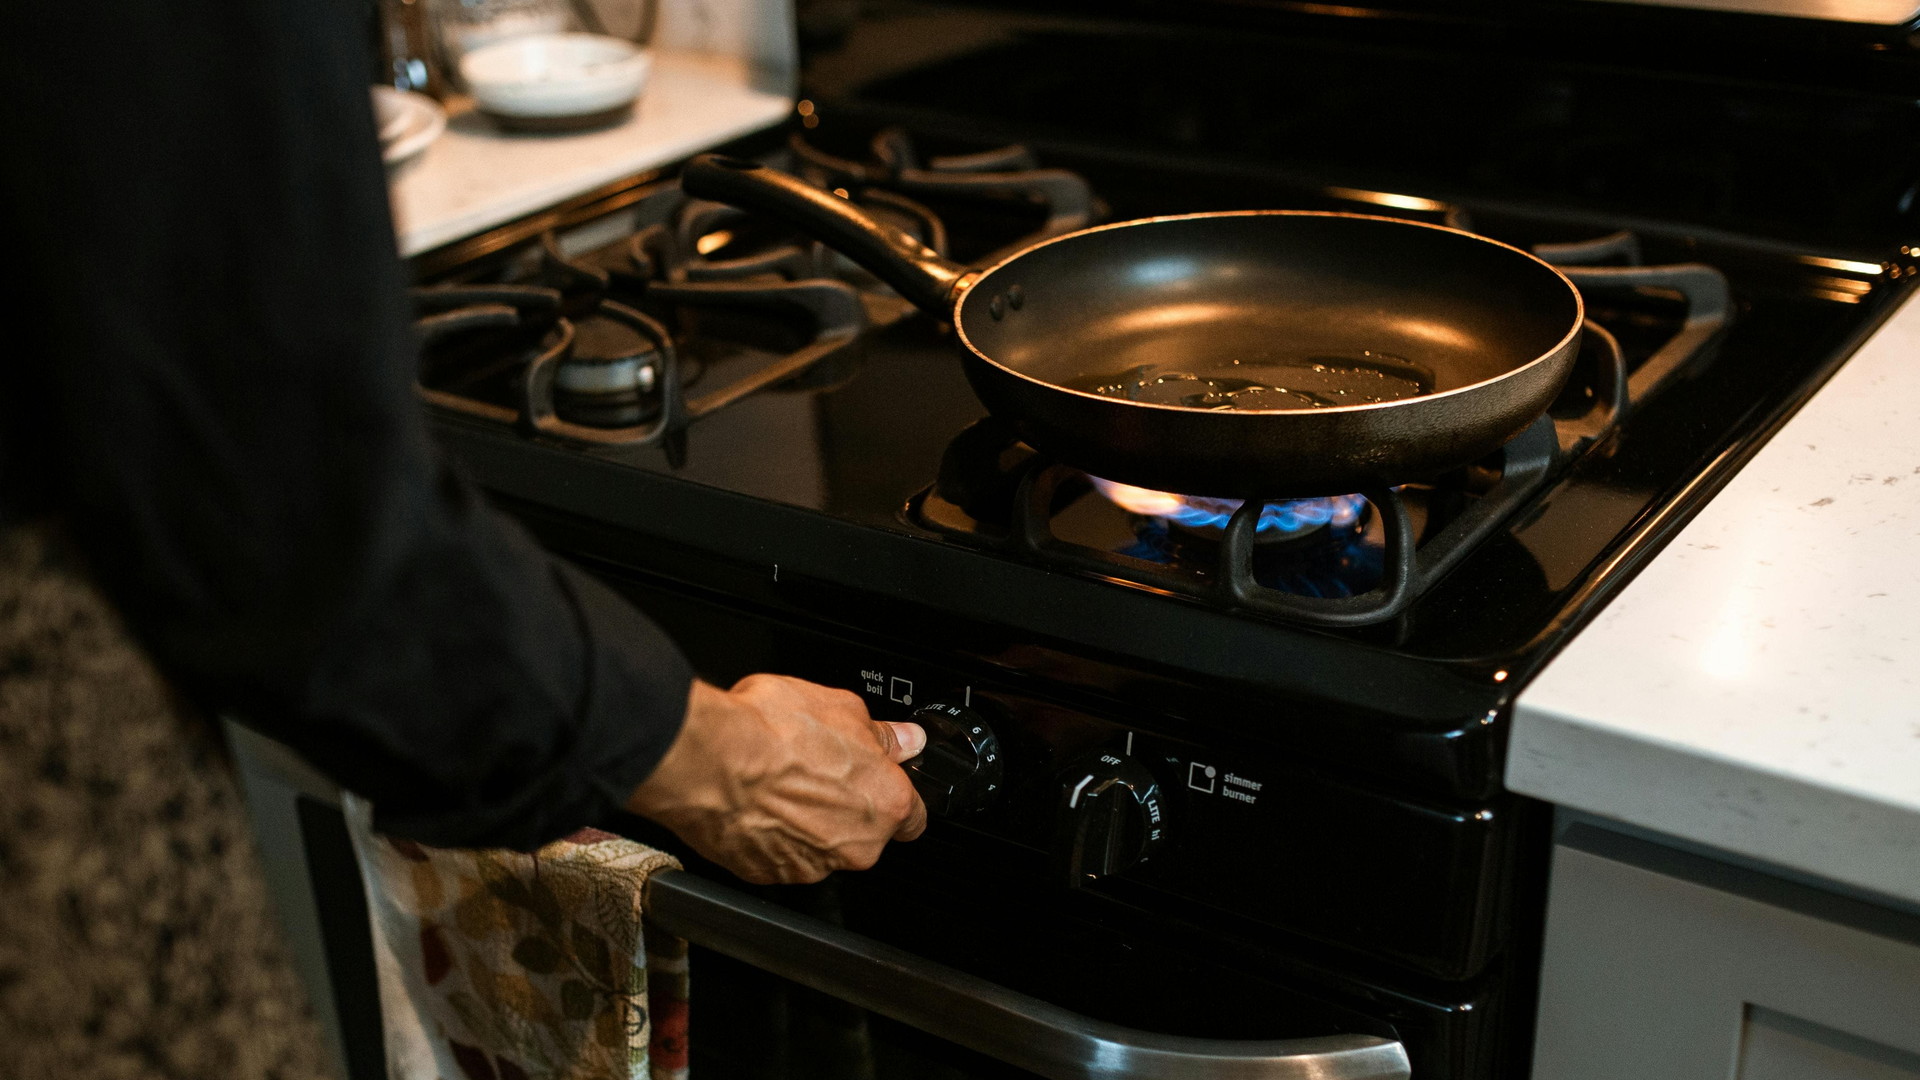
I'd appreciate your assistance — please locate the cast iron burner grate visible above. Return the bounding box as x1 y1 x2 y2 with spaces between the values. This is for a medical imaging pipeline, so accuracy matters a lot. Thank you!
410 130 1098 464
789 128 1100 263
910 233 1732 628
409 256 866 465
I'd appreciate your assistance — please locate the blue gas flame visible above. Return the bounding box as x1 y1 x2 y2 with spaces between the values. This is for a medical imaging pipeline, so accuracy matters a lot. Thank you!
1091 477 1365 536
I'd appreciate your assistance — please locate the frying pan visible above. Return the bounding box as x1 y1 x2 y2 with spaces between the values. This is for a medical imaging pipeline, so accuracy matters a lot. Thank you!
683 155 1584 499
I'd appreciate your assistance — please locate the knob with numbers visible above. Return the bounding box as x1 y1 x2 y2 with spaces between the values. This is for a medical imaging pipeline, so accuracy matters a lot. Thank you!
1055 752 1166 887
902 702 1004 816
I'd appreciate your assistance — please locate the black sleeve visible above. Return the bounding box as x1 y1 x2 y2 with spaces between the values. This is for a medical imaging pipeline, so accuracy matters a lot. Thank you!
0 1 691 850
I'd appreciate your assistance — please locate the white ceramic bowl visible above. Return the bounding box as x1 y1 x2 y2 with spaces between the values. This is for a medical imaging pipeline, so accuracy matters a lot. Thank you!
459 32 651 121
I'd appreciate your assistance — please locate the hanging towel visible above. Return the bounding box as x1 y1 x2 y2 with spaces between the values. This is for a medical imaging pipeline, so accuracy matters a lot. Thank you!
344 794 689 1080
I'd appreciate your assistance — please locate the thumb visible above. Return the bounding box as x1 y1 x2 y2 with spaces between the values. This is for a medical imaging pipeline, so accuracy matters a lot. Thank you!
876 720 927 764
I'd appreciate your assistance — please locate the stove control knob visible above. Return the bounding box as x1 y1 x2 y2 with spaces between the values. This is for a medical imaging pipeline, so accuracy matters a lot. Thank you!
902 703 1004 816
1056 753 1165 887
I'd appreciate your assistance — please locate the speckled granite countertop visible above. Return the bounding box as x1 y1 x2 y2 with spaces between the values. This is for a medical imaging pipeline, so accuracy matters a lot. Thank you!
1512 289 1920 907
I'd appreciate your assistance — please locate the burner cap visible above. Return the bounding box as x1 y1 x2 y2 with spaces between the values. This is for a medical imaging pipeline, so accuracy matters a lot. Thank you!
553 313 663 427
554 353 657 395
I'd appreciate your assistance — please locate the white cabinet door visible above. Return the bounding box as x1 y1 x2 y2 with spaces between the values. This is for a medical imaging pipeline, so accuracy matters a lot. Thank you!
1531 826 1920 1080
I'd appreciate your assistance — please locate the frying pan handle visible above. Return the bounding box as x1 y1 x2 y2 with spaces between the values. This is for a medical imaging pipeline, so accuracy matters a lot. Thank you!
681 154 973 315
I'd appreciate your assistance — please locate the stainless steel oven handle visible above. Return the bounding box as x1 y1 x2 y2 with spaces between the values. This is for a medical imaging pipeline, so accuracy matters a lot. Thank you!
644 870 1411 1080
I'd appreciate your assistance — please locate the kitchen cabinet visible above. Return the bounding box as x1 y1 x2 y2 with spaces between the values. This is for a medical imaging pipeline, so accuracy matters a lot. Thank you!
1531 820 1920 1079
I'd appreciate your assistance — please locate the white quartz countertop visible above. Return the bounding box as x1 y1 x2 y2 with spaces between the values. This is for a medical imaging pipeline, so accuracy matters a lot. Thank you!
389 52 791 256
1512 287 1920 907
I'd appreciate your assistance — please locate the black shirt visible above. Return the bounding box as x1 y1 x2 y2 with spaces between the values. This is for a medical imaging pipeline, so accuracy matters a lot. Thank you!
0 1 691 850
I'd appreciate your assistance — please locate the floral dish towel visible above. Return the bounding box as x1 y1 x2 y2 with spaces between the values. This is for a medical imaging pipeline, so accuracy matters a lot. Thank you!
343 794 689 1080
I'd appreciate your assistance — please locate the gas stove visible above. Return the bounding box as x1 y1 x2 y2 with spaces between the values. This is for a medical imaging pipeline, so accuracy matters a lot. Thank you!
408 6 1920 1077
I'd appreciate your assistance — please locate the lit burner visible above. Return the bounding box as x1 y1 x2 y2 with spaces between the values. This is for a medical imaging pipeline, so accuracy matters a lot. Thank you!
1090 478 1365 537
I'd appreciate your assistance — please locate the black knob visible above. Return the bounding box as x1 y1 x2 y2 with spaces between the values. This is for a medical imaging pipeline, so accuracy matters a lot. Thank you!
902 703 1003 816
1056 752 1165 887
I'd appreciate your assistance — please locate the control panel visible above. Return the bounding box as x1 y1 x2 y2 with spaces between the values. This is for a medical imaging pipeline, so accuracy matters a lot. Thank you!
902 701 1168 885
836 653 1508 980
610 578 1514 981
868 667 1194 884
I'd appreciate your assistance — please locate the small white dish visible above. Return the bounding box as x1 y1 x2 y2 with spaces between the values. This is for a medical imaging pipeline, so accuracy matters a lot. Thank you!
371 86 447 168
459 32 651 129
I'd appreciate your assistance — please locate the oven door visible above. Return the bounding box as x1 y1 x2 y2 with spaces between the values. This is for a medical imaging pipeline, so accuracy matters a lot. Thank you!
227 721 1412 1080
647 869 1409 1080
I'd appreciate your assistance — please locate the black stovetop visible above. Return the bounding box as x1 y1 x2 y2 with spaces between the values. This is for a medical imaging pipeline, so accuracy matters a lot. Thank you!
419 4 1918 806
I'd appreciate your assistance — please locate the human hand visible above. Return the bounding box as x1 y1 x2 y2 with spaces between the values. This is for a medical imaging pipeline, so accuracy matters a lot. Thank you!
626 675 928 884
